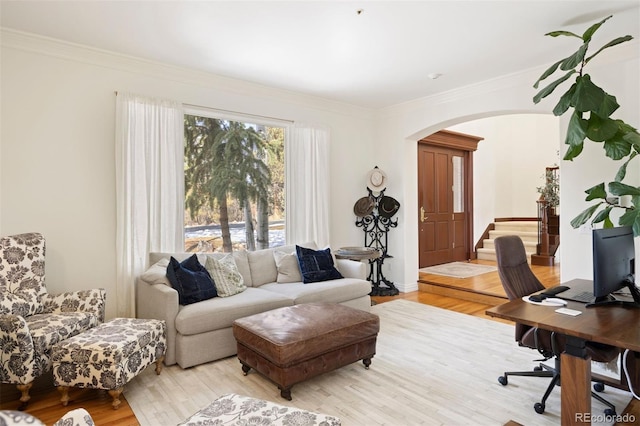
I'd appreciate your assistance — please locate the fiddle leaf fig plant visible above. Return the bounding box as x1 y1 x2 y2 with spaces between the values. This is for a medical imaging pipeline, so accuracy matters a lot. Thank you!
533 15 640 235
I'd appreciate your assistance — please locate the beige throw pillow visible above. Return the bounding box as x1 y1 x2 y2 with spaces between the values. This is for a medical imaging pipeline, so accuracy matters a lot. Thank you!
204 255 247 297
273 250 303 283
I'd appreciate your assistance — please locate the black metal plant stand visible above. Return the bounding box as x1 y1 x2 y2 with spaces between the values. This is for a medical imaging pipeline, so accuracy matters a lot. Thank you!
356 188 400 296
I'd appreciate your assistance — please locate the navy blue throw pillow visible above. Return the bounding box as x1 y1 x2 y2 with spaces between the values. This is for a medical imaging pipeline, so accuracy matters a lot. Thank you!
295 245 343 284
166 254 217 305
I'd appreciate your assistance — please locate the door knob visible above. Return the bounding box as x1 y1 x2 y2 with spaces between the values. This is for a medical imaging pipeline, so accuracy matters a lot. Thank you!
420 206 428 222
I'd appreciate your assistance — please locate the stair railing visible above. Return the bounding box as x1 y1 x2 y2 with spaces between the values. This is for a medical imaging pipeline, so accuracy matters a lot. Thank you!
537 199 551 257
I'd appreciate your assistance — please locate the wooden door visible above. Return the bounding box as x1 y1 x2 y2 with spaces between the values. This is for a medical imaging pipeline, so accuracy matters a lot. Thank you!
418 130 482 268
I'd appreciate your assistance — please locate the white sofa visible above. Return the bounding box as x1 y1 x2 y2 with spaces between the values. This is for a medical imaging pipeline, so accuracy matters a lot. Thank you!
136 243 372 368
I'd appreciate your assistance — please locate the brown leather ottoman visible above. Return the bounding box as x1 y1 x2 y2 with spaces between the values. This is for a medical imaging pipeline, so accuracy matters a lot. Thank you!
232 303 379 400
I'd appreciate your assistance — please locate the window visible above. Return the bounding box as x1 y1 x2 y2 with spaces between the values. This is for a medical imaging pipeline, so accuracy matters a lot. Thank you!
183 113 285 252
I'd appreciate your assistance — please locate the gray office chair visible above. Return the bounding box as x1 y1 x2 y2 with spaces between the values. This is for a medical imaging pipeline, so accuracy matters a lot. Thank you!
494 235 619 415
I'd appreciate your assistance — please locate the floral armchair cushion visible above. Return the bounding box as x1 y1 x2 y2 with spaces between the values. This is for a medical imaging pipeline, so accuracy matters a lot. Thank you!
0 233 46 316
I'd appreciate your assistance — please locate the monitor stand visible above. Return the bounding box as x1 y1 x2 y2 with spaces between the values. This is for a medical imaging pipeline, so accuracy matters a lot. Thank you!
586 278 640 308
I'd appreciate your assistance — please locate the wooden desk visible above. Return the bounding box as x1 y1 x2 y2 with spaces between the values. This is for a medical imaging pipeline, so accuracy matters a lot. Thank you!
486 281 640 425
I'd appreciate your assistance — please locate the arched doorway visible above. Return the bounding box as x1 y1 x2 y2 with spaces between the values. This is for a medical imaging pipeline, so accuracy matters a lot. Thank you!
418 130 483 267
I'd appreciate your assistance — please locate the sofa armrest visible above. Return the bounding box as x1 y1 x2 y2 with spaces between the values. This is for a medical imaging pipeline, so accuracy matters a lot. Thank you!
335 259 367 280
40 289 107 323
136 278 179 366
0 314 37 384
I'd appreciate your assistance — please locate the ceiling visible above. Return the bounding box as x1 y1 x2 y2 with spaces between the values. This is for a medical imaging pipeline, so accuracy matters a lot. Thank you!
1 1 639 109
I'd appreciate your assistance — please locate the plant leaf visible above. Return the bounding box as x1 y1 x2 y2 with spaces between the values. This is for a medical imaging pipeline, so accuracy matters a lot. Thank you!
572 75 604 113
564 110 588 147
552 82 577 116
608 182 640 197
614 152 637 182
586 113 619 142
623 127 640 150
603 216 615 228
546 30 581 38
533 70 576 104
603 130 633 160
619 208 640 237
595 92 619 118
563 142 583 160
533 58 565 89
570 204 602 228
560 43 589 70
585 182 607 201
585 35 634 64
582 15 612 42
592 206 613 223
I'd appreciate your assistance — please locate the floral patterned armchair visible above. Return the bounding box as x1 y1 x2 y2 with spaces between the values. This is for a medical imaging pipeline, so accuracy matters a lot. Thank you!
0 232 106 409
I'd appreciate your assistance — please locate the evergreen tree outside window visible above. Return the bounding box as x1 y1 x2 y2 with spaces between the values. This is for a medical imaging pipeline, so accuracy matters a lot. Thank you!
184 114 285 252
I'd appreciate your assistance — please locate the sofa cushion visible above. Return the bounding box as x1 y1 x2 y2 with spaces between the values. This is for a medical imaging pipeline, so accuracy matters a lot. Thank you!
247 249 279 287
260 278 371 305
296 246 343 283
273 250 302 283
140 258 171 286
204 255 247 297
26 312 100 355
166 255 217 305
174 288 293 336
247 243 317 287
150 251 254 287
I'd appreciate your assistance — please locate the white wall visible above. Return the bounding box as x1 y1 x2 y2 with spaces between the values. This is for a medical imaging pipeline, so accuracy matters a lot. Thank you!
375 42 639 292
2 30 638 311
448 114 561 245
559 56 640 282
0 30 376 320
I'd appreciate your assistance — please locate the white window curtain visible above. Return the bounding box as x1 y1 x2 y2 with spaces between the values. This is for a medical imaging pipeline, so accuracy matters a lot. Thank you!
285 124 331 248
115 93 184 317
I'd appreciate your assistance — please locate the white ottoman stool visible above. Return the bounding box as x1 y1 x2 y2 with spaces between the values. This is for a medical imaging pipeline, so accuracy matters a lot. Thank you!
52 318 166 409
179 393 341 425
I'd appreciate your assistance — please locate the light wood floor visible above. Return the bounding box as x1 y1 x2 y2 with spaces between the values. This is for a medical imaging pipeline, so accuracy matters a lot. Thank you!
0 260 573 425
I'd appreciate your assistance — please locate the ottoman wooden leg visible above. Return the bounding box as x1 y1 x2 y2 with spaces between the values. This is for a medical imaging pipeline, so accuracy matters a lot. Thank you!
241 363 251 376
16 383 32 411
363 357 372 369
280 387 292 401
108 387 124 409
58 386 70 406
155 356 165 375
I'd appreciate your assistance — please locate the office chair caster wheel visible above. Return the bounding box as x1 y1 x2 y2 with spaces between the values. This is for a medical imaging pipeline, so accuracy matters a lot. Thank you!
498 376 508 386
604 408 616 416
534 402 545 414
533 366 543 372
593 382 605 392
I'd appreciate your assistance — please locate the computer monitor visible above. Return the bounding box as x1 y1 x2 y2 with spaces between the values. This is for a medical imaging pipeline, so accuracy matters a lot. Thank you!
589 226 640 308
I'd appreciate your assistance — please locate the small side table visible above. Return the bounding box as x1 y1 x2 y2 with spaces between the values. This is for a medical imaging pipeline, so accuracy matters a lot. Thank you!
335 247 381 262
335 247 399 296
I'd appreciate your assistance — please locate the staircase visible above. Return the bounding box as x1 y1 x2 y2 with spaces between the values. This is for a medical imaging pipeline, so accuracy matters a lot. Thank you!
477 221 538 262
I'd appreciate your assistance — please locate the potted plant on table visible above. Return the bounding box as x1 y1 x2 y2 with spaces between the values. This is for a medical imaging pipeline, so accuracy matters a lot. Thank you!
533 15 640 234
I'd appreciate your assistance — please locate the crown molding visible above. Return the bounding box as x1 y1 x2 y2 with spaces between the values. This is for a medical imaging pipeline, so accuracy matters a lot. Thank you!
0 28 375 121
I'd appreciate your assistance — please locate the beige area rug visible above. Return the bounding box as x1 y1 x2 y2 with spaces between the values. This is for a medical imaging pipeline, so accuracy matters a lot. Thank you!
124 300 630 426
419 261 497 278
